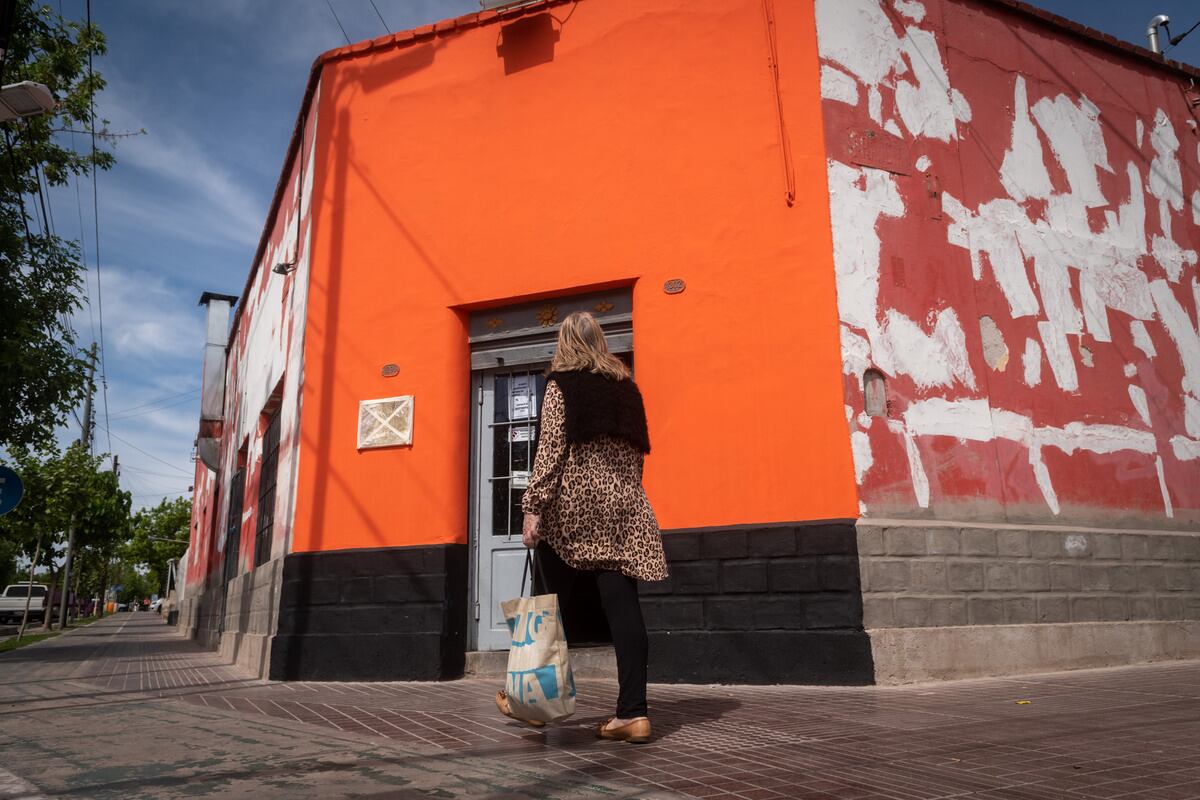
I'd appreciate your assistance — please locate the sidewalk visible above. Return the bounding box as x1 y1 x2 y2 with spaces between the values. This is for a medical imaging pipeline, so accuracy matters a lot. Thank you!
1 614 1197 799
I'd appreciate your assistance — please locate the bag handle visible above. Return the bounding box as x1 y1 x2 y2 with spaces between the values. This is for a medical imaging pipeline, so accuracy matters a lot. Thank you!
520 549 550 597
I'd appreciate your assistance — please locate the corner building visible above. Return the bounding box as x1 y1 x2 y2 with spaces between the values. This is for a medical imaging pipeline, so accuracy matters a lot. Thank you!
181 0 1200 685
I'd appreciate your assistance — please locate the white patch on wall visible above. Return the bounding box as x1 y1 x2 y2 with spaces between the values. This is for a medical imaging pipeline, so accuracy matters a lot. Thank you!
841 326 872 376
888 419 929 507
1022 338 1042 386
1128 385 1151 427
851 430 874 483
1147 110 1196 282
820 65 859 105
896 26 970 141
1151 279 1200 397
942 194 1040 316
902 397 1160 515
1192 190 1200 226
1171 435 1200 460
828 161 905 333
1184 393 1200 438
882 308 977 389
1037 321 1079 392
1000 77 1053 201
868 86 883 124
884 119 903 137
1030 93 1111 207
1123 363 1137 378
915 155 931 172
892 0 925 21
1136 118 1144 148
1156 456 1174 518
357 395 414 449
1130 320 1157 358
816 0 905 90
815 0 968 143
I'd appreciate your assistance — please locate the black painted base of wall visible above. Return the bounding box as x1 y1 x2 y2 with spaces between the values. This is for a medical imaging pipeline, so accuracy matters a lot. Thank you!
644 520 875 685
268 544 467 681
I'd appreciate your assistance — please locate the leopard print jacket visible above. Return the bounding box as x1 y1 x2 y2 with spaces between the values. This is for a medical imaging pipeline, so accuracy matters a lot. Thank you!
521 380 668 582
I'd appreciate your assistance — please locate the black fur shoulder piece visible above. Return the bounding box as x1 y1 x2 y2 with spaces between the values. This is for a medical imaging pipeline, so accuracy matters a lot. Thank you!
546 370 650 454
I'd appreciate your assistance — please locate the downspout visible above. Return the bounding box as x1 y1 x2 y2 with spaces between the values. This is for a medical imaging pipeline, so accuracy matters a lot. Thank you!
1148 15 1170 55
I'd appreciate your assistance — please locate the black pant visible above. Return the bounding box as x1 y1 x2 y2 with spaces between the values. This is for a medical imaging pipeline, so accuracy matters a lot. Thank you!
536 542 649 718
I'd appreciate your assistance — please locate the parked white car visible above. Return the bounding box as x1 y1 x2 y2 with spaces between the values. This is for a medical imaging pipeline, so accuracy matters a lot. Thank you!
0 583 50 624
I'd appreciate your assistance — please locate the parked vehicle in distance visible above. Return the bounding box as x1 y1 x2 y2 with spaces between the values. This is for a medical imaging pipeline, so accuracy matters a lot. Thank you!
0 583 50 624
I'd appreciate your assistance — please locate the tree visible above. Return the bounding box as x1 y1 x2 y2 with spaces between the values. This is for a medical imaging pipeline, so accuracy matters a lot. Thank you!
0 0 112 452
73 461 130 615
126 497 190 596
0 442 100 634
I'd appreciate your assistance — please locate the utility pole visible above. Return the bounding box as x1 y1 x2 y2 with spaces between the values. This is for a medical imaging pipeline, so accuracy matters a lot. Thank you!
58 344 96 629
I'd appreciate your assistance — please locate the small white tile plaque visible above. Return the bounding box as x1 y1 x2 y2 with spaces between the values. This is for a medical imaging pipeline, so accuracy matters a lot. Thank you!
357 395 413 449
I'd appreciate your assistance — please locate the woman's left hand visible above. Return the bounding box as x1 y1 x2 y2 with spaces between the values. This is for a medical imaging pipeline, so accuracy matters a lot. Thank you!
522 513 541 549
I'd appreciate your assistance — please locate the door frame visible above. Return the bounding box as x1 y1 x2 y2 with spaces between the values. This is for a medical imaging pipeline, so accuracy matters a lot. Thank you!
465 291 633 650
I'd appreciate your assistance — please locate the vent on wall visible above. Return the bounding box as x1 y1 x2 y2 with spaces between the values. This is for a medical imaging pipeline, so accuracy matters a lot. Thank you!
357 396 414 449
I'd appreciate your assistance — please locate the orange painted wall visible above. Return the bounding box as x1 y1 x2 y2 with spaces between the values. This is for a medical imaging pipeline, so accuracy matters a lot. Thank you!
292 0 857 553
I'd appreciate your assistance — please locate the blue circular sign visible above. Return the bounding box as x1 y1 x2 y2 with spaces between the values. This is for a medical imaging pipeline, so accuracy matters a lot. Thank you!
0 466 24 516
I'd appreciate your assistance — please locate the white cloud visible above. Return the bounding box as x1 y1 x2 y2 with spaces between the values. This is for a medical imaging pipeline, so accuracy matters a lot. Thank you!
79 266 205 362
98 90 265 248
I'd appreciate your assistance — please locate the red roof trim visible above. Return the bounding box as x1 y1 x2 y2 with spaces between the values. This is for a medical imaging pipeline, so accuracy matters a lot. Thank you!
227 0 1200 344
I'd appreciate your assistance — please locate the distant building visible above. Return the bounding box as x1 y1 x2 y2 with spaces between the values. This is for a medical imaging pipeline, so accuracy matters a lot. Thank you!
181 0 1200 684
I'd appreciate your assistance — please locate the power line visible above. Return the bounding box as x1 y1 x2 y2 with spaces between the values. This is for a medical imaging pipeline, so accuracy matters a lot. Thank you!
368 0 390 33
109 389 199 416
108 392 200 421
85 0 111 453
122 464 198 480
325 0 351 45
95 424 193 476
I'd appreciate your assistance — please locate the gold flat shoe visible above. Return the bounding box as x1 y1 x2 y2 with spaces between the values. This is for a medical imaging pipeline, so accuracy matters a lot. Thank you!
495 690 545 728
596 716 651 743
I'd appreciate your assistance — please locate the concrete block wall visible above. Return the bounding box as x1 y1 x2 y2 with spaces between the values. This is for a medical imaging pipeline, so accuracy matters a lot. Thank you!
643 523 875 684
857 521 1200 682
178 558 283 679
217 557 283 678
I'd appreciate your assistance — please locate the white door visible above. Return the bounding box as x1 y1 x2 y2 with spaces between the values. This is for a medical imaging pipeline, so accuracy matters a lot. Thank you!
471 367 548 650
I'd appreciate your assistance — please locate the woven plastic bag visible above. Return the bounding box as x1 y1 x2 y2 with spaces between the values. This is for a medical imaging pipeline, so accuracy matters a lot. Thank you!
500 553 576 723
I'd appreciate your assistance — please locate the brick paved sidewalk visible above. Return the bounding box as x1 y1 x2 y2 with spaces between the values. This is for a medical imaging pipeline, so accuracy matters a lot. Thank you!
2 614 1199 799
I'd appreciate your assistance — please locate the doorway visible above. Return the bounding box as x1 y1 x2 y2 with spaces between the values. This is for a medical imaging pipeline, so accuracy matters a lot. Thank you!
467 289 632 651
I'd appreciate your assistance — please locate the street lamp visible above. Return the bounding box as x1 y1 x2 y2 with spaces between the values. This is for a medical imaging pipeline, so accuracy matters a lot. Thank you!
0 80 54 122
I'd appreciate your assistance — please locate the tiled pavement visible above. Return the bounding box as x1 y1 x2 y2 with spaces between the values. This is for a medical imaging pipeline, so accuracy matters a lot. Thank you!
1 614 1199 799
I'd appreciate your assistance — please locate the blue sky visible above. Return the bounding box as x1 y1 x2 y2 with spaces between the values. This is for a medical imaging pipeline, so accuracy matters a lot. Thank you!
44 0 1200 508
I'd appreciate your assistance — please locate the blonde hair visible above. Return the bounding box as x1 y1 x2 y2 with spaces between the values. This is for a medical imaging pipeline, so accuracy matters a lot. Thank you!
550 311 631 380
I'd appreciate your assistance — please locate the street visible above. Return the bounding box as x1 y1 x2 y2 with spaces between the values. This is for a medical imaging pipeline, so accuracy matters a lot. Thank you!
0 614 1196 799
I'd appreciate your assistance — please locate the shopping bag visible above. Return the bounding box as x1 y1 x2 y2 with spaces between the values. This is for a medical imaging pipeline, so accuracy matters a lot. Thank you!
500 552 576 723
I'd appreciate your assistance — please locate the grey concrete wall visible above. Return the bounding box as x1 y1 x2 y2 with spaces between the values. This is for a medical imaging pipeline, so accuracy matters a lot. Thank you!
177 557 284 680
857 521 1200 682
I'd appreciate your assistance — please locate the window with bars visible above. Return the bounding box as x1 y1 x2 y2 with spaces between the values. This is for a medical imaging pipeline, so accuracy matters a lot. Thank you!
491 370 545 538
254 413 281 567
223 470 245 583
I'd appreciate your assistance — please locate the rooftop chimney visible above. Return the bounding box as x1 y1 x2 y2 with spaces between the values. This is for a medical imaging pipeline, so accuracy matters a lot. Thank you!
196 292 238 470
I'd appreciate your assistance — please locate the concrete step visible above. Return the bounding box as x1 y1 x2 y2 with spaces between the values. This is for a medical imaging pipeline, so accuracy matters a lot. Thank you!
465 646 617 679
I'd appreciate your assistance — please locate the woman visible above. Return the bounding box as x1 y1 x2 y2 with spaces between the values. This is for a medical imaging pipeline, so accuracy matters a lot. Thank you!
495 310 667 743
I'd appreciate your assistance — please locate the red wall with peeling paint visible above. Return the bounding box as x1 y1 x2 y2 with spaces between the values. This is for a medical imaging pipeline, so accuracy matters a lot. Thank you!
818 0 1200 526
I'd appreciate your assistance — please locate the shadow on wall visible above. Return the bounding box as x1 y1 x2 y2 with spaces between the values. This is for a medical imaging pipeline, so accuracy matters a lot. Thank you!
497 13 560 75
